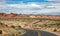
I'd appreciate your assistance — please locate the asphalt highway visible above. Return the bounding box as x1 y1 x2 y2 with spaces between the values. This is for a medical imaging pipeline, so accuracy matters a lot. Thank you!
21 29 57 36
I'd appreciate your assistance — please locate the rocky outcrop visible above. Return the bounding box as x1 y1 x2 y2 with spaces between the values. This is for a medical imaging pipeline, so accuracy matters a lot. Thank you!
0 12 60 19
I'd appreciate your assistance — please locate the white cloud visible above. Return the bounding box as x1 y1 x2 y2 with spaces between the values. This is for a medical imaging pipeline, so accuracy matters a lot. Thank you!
6 3 44 9
0 2 60 14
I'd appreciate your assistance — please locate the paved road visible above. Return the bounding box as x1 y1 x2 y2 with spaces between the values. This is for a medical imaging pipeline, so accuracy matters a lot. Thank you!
21 29 57 36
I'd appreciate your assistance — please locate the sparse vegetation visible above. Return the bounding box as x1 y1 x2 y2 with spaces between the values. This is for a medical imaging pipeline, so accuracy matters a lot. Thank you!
0 18 60 36
0 30 2 34
11 25 15 28
53 29 57 32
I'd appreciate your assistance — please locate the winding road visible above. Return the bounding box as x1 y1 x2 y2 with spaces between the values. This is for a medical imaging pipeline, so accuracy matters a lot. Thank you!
21 29 57 36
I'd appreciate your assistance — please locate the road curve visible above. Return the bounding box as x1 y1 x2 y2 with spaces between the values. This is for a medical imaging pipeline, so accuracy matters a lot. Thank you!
21 29 57 36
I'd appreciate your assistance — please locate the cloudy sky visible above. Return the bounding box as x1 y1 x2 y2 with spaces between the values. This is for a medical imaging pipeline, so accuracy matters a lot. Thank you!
0 0 60 15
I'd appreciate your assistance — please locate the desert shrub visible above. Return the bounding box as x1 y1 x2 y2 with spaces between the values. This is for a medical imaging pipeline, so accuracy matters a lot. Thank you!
4 34 15 36
0 30 2 34
53 29 57 32
18 26 21 28
11 25 15 28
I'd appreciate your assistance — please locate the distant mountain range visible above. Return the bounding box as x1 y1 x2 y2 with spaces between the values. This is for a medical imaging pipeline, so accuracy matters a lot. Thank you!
0 12 60 16
28 12 60 16
0 12 60 19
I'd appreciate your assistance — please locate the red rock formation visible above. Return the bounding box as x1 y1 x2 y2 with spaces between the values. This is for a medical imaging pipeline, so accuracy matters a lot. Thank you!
0 12 60 19
6 13 18 18
18 14 29 18
0 12 6 18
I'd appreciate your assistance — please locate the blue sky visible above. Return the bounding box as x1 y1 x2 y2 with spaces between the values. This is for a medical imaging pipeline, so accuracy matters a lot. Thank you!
0 0 60 15
6 0 45 4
